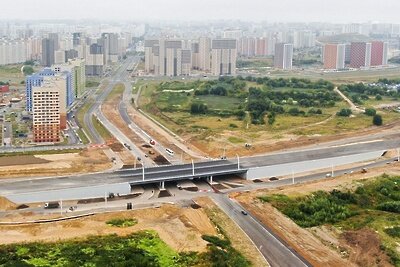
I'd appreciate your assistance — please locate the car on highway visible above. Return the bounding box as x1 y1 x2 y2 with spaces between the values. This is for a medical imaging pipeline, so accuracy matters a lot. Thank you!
166 148 174 156
269 177 279 181
241 210 248 215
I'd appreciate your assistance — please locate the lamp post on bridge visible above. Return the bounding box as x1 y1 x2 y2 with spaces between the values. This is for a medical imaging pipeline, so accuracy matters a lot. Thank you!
191 159 195 176
236 154 240 170
142 163 145 181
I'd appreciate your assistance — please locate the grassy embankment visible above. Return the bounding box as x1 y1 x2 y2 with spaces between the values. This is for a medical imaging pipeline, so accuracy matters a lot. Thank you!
259 175 400 266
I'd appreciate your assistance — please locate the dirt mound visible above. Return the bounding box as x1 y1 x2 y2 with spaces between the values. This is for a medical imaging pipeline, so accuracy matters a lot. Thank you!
0 197 17 210
109 142 124 152
341 228 392 267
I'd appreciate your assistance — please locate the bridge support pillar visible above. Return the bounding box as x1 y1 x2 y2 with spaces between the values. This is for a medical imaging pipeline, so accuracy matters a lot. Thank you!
207 176 213 184
159 181 165 190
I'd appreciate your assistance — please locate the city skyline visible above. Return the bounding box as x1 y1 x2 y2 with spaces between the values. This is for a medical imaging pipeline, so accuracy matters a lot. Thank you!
1 0 400 23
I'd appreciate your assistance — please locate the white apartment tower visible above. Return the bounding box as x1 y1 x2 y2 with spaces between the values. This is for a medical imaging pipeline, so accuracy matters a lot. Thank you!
211 39 237 76
198 37 211 71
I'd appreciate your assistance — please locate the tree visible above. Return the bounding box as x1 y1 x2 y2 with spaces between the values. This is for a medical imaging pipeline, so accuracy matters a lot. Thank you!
375 94 383 101
190 103 208 114
23 66 34 76
373 114 383 126
267 112 276 125
364 108 376 116
336 108 352 117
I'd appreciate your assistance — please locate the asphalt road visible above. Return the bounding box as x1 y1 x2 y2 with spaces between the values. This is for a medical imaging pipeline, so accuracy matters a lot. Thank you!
212 194 310 267
240 139 399 168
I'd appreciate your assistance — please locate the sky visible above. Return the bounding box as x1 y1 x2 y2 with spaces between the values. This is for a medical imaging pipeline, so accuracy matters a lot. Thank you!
2 0 400 23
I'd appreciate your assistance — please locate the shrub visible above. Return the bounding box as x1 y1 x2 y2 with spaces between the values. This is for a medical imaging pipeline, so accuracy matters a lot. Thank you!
336 108 352 117
191 102 208 114
376 201 400 213
373 114 383 126
106 218 138 227
384 226 400 238
364 108 377 116
229 123 238 128
201 235 231 249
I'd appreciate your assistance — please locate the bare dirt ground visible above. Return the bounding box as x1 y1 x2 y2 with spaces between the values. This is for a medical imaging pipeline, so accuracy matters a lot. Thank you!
232 164 400 267
0 149 112 179
0 204 216 252
206 120 400 158
341 229 393 267
0 155 50 167
0 197 17 210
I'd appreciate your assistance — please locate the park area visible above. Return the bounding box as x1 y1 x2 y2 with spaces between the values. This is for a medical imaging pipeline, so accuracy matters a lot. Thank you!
138 76 400 157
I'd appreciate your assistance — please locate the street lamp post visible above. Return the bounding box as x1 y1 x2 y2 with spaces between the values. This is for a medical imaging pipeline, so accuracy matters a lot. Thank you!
191 159 195 176
292 171 295 185
236 154 240 170
142 164 145 181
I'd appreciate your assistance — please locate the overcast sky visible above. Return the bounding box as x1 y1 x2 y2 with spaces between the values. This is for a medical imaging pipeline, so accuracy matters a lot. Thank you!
2 0 399 23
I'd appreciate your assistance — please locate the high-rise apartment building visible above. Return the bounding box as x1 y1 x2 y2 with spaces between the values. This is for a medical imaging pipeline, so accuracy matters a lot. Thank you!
0 39 27 65
86 43 104 76
323 44 346 69
211 39 237 76
350 42 372 68
42 38 56 67
32 76 67 143
164 40 183 76
293 30 316 49
144 39 159 73
32 86 61 143
274 43 293 69
240 37 256 57
370 41 388 66
255 38 268 56
69 58 86 98
198 37 211 71
26 68 56 112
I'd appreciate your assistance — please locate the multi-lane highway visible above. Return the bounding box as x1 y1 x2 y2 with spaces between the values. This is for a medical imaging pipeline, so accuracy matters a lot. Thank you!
1 139 397 201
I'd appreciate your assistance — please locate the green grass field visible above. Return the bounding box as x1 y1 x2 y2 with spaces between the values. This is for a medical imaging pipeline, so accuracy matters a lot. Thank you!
92 115 113 140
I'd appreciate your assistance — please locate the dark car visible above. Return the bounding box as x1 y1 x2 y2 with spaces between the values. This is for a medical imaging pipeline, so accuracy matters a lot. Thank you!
241 210 248 215
269 177 279 181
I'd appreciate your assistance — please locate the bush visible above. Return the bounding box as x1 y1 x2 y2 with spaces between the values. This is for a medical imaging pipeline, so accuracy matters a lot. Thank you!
376 201 400 213
106 218 138 227
384 226 400 238
191 102 208 114
23 66 34 75
376 94 383 100
336 108 352 117
373 114 383 126
364 108 377 116
229 123 238 128
308 108 322 115
202 235 231 249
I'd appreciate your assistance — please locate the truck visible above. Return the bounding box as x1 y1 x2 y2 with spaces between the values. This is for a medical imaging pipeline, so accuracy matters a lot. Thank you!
44 201 60 209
